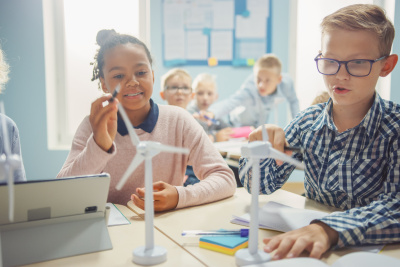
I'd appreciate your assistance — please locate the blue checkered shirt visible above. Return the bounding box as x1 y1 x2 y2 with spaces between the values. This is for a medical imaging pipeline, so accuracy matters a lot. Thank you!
240 94 400 248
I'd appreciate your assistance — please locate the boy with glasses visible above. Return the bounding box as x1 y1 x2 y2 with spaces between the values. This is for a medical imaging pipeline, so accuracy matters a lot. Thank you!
241 4 399 260
160 68 194 109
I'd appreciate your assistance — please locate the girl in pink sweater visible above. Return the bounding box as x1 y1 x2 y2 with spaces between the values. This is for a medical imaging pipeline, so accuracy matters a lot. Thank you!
57 29 236 211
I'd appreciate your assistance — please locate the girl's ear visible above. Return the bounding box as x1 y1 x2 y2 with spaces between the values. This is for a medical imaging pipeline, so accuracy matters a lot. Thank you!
160 91 166 100
100 77 108 93
380 54 398 77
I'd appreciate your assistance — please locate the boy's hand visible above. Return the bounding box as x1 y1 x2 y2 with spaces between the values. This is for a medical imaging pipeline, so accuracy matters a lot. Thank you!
248 124 290 165
89 94 119 152
263 222 338 260
132 181 179 212
216 127 234 142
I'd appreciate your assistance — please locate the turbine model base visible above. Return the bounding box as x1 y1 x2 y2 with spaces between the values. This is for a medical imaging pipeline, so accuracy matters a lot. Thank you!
132 245 167 266
235 248 271 266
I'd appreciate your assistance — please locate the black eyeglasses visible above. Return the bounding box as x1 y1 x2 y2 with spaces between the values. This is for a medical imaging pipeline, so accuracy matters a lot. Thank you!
314 53 388 77
164 86 192 95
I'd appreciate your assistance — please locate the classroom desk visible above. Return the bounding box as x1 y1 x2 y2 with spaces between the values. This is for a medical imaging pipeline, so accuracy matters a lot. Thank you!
127 188 400 267
23 205 204 267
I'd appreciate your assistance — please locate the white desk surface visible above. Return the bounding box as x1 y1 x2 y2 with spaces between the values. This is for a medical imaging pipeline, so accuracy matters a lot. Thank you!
127 188 400 267
23 205 204 267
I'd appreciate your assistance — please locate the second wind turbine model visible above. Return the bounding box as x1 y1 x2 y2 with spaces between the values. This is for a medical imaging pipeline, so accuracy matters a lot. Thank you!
111 85 189 265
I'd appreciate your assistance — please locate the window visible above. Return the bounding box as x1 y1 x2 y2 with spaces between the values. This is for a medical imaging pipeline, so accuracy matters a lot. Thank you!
291 0 395 111
42 0 149 149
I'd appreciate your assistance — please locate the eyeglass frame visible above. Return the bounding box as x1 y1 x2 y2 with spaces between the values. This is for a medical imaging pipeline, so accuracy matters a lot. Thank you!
164 85 193 95
314 53 388 77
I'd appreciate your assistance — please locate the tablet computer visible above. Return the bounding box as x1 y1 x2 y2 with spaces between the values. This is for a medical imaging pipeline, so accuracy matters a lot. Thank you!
0 173 111 225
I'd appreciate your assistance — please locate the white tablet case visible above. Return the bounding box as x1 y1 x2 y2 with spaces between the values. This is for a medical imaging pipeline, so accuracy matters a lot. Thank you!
0 174 112 267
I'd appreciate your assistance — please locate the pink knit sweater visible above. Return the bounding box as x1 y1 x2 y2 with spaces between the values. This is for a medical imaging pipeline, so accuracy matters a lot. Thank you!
57 104 236 208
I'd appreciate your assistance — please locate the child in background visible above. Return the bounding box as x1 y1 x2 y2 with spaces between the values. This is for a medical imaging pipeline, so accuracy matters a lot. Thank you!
206 54 300 128
159 68 194 109
0 45 25 182
57 30 236 210
187 73 233 142
159 68 200 186
241 4 400 259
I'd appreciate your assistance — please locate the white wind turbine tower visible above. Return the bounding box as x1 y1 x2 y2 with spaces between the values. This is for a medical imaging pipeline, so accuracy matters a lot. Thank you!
0 102 22 223
235 98 305 266
112 85 189 265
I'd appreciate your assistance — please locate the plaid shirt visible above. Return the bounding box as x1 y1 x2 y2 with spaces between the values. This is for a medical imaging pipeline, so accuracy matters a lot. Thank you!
240 94 400 248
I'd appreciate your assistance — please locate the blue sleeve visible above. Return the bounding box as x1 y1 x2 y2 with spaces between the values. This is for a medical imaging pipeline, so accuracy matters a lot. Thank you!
209 75 254 119
11 123 26 182
280 74 300 118
318 137 400 248
239 116 303 194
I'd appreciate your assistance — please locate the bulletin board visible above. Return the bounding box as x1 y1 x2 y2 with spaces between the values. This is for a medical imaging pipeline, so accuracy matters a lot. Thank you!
162 0 272 67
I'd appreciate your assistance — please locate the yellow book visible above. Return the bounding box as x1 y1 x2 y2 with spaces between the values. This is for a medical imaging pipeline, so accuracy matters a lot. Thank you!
199 236 249 255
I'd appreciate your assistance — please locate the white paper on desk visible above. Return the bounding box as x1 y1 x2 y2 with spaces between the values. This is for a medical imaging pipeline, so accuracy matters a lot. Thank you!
231 201 384 253
231 201 329 232
106 203 130 226
245 252 400 267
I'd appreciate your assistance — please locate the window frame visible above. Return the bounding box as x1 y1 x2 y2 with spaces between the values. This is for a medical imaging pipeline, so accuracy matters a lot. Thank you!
42 0 150 150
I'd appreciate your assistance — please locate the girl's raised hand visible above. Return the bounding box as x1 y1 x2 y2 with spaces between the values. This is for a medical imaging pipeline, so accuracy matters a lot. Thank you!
89 94 119 152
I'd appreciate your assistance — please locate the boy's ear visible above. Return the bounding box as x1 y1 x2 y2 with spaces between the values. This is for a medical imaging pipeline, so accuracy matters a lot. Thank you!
191 92 195 99
100 77 108 93
278 74 283 84
380 54 398 77
160 91 166 100
215 92 219 100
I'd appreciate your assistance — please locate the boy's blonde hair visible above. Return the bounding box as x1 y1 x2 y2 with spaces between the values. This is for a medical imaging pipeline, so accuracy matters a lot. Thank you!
0 46 10 93
160 68 192 91
254 54 282 74
311 91 330 106
321 4 395 56
192 73 217 92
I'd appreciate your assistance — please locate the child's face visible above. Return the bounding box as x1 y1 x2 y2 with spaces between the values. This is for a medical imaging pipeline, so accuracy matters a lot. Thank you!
100 43 154 114
321 29 387 110
160 74 194 109
195 81 218 111
254 67 282 96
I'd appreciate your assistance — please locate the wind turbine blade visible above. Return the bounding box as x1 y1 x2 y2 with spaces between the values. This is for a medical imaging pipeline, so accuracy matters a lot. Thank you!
115 154 145 190
239 158 253 178
117 103 140 146
269 147 305 170
0 102 11 156
261 124 268 142
148 143 189 155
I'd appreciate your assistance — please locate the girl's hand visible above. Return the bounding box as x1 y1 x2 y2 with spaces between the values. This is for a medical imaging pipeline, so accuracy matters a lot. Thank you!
89 94 119 152
132 181 179 212
248 124 290 165
263 222 338 260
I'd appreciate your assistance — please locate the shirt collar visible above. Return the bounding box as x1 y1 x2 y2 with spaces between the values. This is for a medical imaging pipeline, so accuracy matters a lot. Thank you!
309 98 333 132
310 93 383 138
117 98 159 136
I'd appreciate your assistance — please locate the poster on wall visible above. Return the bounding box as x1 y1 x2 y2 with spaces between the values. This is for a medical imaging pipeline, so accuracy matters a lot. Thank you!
162 0 272 67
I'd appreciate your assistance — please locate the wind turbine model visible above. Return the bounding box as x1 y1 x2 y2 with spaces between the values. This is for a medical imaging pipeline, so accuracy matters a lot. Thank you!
112 85 189 265
0 101 22 223
235 98 305 266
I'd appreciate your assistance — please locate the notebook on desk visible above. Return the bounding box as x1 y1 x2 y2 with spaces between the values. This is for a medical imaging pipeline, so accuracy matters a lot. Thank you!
0 174 112 267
